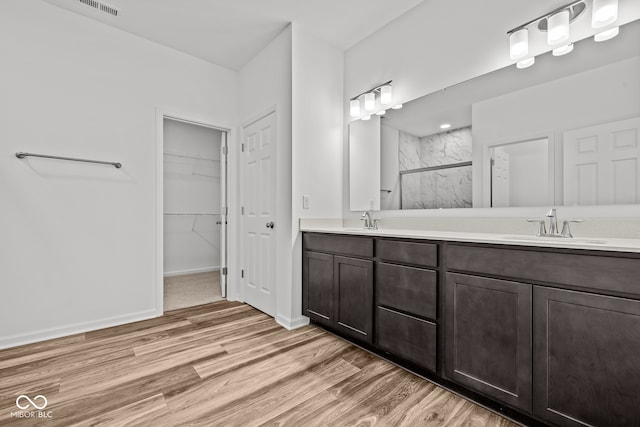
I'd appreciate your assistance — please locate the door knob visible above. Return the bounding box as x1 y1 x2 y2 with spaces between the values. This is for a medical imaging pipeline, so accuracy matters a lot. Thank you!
266 221 275 229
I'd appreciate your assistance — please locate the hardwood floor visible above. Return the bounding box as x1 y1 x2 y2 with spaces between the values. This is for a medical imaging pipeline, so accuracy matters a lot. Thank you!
0 301 519 426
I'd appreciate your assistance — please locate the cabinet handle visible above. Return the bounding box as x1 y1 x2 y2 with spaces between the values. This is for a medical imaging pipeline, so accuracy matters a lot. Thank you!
266 221 275 229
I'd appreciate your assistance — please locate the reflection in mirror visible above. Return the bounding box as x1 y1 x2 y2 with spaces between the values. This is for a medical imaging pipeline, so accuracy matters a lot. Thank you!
490 138 549 208
369 18 640 211
349 116 380 211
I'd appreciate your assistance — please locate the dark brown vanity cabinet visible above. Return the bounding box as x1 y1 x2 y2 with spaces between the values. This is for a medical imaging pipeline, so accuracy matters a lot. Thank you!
302 233 374 344
375 239 439 372
445 273 532 412
533 286 640 427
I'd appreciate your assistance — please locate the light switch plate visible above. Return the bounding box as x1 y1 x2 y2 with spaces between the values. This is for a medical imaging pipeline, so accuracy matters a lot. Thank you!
302 195 310 209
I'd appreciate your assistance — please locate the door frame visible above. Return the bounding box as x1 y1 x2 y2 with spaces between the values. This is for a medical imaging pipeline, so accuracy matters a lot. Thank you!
239 106 278 309
155 107 233 315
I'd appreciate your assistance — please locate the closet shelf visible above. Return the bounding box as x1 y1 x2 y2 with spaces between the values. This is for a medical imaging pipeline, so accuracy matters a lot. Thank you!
163 151 219 162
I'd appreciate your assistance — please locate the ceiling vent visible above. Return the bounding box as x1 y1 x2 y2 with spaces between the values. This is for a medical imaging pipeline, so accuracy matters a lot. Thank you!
78 0 119 17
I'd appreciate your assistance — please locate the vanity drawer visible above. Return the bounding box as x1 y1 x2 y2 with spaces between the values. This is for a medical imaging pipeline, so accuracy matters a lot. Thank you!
446 244 640 298
377 262 437 320
377 306 436 371
303 233 373 258
377 239 438 267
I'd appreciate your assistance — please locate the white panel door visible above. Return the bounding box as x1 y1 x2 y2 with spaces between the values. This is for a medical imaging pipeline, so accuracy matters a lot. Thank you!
491 147 510 207
563 117 640 205
242 112 276 316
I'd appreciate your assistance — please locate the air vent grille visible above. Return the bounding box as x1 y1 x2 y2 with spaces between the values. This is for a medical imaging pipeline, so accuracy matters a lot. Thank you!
78 0 119 17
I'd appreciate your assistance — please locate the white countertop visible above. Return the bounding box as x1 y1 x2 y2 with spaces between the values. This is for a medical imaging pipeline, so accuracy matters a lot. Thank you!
300 225 640 253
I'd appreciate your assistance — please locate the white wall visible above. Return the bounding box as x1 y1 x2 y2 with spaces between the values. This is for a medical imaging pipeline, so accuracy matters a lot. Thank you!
0 0 237 348
238 26 294 323
163 119 222 276
290 24 344 328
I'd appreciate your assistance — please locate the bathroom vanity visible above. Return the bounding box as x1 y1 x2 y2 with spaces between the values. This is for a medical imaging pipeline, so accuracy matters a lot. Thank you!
301 228 640 427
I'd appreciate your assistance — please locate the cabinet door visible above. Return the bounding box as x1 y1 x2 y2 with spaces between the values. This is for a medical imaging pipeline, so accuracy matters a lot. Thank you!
302 251 334 328
445 273 532 412
533 286 640 427
334 256 373 344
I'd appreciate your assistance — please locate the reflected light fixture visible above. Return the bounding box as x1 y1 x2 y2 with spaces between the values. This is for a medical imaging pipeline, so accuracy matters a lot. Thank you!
592 0 618 28
509 28 528 60
547 9 570 45
349 99 361 117
348 80 393 120
553 43 574 56
594 26 619 41
440 123 451 129
517 57 536 69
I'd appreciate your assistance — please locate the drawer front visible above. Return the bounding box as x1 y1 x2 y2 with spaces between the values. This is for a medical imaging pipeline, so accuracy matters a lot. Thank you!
377 262 437 320
377 239 438 267
376 306 436 371
446 244 640 298
303 233 373 258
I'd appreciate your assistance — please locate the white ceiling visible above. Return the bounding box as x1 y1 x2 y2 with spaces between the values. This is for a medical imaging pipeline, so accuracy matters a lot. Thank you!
43 0 424 70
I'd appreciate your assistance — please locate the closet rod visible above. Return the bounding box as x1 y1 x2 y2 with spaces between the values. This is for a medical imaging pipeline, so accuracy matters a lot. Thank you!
163 151 218 162
16 152 122 168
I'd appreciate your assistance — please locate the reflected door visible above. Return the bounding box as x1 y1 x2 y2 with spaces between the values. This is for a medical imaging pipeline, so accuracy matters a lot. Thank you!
242 112 277 316
564 117 640 205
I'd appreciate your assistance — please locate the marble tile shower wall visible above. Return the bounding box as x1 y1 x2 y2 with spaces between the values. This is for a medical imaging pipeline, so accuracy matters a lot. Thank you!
399 127 473 209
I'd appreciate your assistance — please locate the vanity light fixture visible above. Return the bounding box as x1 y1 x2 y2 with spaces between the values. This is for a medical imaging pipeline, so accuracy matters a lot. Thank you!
517 57 536 69
391 104 403 109
375 110 386 116
509 28 529 60
364 92 376 112
547 9 571 45
553 43 574 56
594 26 619 41
348 80 393 120
349 99 361 117
592 0 618 28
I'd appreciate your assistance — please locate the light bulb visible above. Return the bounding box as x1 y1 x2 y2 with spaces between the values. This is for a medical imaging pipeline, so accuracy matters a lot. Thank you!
440 123 451 129
361 115 371 121
349 99 361 117
547 9 570 45
391 104 403 110
552 43 574 56
592 0 618 28
375 110 386 116
516 57 535 69
364 92 375 111
509 28 528 60
594 26 619 42
380 85 392 105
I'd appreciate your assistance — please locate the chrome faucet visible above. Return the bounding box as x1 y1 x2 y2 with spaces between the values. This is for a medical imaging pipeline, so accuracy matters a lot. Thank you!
527 208 582 238
360 210 379 229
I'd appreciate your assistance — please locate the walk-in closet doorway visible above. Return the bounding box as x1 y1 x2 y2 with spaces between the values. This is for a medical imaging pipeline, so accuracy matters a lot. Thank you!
161 116 228 312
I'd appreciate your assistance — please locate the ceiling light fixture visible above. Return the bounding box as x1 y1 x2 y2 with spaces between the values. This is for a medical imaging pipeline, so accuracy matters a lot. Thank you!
348 80 393 120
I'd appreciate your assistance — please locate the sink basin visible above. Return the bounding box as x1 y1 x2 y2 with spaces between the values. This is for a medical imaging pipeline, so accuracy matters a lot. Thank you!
499 235 609 245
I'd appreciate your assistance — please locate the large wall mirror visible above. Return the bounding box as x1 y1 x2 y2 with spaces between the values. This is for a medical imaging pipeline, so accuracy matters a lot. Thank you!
349 18 640 211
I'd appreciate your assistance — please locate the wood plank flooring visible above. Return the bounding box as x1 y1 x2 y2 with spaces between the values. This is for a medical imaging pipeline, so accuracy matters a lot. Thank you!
0 301 519 426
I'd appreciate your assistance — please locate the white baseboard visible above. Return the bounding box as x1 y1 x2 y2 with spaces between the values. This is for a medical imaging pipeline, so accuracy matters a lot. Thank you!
0 308 159 350
276 314 310 330
164 266 220 277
